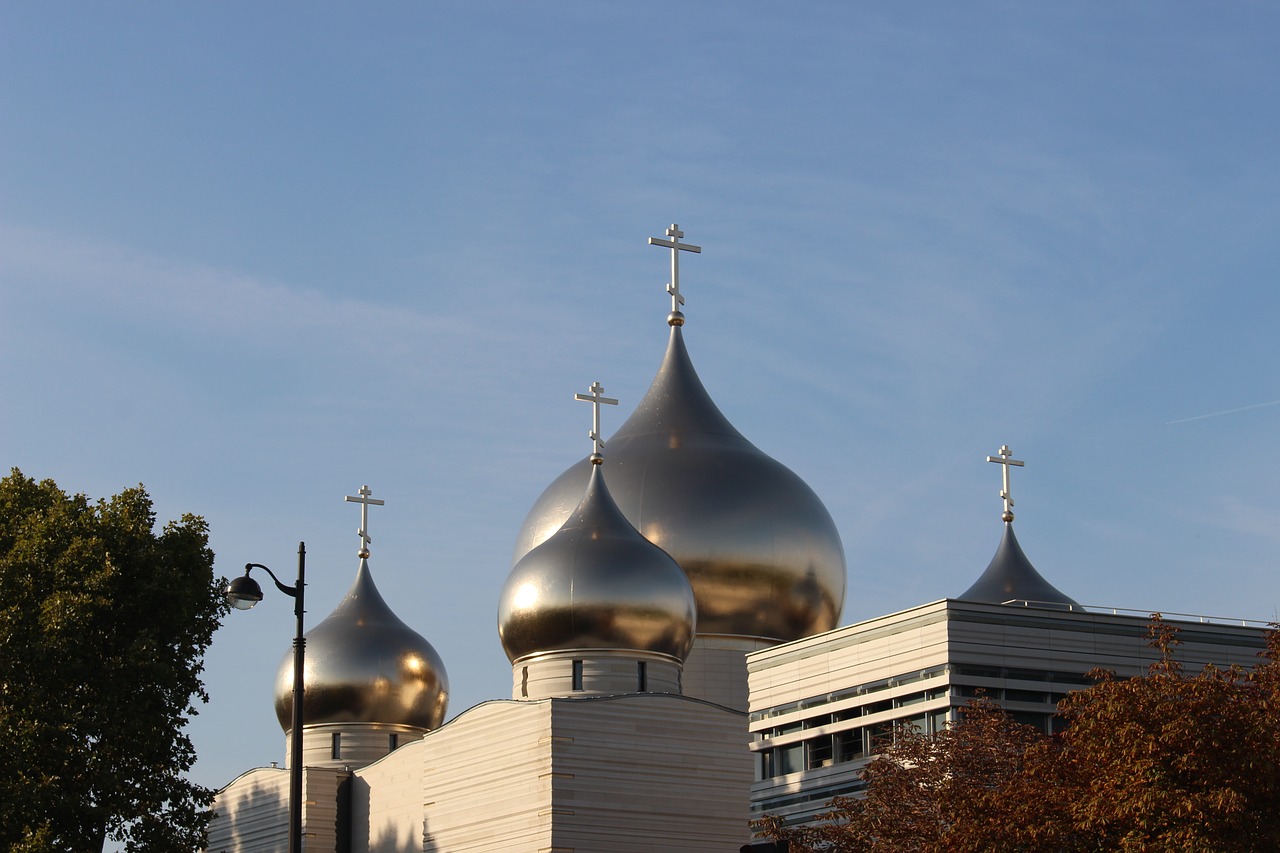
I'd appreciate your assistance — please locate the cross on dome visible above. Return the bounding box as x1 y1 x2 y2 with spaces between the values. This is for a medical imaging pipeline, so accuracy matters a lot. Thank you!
986 445 1025 522
344 484 386 559
574 381 618 464
647 223 701 327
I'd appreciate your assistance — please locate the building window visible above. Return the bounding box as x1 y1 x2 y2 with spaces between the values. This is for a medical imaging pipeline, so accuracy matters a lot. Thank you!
331 732 341 760
521 666 529 698
866 721 893 754
835 728 863 762
638 661 647 692
758 750 773 780
771 721 803 738
776 743 803 775
572 659 583 691
388 733 399 752
1011 710 1051 733
930 709 951 734
806 735 834 769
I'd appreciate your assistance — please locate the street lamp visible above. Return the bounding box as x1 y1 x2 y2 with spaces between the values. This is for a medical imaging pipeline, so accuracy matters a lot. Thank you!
227 542 306 853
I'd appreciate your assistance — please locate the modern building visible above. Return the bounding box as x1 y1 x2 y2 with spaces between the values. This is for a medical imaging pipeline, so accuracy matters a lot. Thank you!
746 598 1267 825
206 225 1269 852
747 450 1259 824
745 442 1267 824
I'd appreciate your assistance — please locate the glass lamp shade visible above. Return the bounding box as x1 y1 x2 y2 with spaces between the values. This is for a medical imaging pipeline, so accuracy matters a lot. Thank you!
227 574 264 610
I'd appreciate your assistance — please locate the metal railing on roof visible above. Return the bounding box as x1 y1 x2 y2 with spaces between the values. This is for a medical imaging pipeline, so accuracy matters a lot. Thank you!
999 600 1272 629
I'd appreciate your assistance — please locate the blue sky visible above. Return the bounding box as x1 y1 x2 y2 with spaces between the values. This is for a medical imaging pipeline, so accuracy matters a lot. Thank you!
3 3 1278 796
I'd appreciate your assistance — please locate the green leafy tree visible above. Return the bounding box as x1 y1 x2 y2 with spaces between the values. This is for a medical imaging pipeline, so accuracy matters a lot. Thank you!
755 617 1280 852
0 470 226 852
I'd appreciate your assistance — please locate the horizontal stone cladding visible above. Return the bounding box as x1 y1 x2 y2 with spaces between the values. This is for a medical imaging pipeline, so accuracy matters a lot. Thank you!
206 765 350 853
288 722 426 771
683 635 776 711
351 693 751 852
206 768 289 853
547 693 752 852
512 650 682 700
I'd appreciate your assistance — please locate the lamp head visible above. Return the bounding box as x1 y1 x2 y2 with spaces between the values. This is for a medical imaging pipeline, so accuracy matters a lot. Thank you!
227 571 264 610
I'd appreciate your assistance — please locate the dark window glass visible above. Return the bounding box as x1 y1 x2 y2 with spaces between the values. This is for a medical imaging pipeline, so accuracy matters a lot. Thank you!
1006 688 1049 704
776 743 803 775
835 728 863 762
807 735 834 769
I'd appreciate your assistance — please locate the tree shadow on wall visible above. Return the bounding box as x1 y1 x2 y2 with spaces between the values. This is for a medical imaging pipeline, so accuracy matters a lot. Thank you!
370 822 425 853
206 769 288 853
348 773 424 853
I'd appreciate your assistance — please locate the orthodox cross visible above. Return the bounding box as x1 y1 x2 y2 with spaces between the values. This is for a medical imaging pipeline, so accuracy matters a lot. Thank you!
986 445 1025 522
647 224 701 326
344 484 385 559
574 381 618 464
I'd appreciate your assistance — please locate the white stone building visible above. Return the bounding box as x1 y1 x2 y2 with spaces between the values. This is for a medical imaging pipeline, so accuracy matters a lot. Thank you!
207 225 847 852
206 225 1268 852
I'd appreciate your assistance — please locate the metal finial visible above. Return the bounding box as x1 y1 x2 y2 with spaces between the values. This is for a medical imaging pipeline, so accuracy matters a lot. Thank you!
647 223 701 326
344 484 385 559
574 381 619 464
986 445 1025 522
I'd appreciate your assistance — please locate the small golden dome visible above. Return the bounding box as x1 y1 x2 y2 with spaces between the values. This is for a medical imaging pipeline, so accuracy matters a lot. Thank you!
512 325 846 642
499 464 696 663
275 560 448 732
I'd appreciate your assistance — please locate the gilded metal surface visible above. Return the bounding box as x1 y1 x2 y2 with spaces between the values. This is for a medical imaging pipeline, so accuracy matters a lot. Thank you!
511 325 846 642
275 559 449 732
499 463 696 663
958 521 1079 609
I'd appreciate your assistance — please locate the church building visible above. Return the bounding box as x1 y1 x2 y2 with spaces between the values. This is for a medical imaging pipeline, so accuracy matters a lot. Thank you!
206 225 1267 852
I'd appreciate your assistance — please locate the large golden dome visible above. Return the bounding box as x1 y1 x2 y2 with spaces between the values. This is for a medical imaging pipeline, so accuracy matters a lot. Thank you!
274 559 448 732
499 462 696 663
512 324 846 642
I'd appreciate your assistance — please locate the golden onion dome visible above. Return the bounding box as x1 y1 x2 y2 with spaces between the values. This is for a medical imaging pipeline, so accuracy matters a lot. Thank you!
512 324 846 642
274 559 448 732
499 462 696 663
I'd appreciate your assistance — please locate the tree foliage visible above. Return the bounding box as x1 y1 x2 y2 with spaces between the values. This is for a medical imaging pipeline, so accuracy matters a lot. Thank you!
755 617 1280 852
0 470 227 852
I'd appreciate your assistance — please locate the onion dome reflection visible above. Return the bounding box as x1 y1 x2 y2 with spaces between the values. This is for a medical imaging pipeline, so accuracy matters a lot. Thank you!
511 228 846 642
274 486 448 733
958 446 1079 609
500 383 696 665
274 557 449 731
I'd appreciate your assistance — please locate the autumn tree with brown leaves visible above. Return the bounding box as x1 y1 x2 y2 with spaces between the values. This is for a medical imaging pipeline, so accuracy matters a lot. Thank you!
754 617 1280 852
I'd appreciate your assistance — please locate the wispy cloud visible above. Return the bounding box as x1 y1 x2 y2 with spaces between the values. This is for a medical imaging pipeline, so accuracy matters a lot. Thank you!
1167 399 1280 425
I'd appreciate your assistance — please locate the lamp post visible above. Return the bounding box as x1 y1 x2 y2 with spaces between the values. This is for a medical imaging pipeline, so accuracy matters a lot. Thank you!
227 542 306 853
